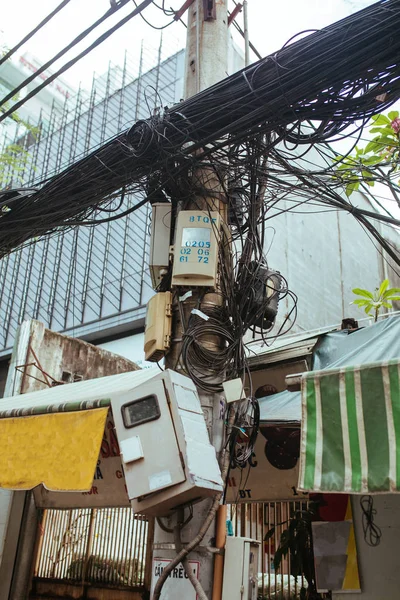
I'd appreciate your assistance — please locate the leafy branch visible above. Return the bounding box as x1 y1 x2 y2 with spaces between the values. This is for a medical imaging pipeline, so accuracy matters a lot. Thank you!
265 504 323 600
352 279 400 322
334 111 400 203
0 46 39 190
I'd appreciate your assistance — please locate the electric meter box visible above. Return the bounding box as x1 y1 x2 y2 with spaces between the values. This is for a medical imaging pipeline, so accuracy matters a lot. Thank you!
111 369 223 516
144 292 172 362
149 202 172 289
171 210 220 287
222 537 260 600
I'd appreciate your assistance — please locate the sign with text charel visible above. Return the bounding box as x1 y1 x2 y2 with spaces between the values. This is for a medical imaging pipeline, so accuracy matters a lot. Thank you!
34 413 130 508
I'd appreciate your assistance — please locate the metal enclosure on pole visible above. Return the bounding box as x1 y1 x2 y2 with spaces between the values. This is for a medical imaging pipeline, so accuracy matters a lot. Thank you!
151 1 229 598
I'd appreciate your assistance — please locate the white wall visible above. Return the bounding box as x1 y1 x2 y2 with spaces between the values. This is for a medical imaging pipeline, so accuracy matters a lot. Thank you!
264 184 397 334
97 332 156 369
334 495 400 600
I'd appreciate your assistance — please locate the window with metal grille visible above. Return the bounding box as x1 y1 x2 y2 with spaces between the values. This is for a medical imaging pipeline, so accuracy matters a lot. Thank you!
34 507 151 589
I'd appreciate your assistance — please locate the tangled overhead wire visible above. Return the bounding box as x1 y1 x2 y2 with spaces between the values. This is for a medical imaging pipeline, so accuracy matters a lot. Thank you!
180 303 237 393
2 0 400 258
168 139 297 392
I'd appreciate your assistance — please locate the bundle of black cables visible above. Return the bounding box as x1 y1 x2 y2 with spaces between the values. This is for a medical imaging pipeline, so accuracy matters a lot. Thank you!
180 303 238 393
228 395 260 469
3 0 400 255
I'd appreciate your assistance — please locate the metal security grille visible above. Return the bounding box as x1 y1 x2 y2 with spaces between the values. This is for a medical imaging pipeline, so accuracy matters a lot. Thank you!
34 508 151 588
229 501 309 600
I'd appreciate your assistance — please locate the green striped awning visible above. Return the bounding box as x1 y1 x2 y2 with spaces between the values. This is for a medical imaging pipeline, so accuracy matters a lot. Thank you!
298 358 400 494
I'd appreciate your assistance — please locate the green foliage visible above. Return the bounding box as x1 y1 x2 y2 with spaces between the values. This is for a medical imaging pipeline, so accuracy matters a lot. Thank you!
0 103 39 189
265 503 323 600
351 279 400 321
0 46 39 189
333 111 400 197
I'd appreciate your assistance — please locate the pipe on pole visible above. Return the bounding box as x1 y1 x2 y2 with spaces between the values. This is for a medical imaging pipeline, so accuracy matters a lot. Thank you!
243 0 249 66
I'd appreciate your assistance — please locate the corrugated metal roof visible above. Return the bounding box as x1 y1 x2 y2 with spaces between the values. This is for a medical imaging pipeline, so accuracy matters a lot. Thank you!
247 325 338 366
0 368 159 415
259 390 301 424
258 315 400 425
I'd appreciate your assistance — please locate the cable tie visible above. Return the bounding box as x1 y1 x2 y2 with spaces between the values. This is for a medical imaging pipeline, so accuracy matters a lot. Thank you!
179 290 192 302
191 309 209 321
242 70 255 94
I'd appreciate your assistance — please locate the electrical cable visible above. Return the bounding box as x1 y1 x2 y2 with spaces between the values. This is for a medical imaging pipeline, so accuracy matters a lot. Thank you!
152 405 235 600
1 0 400 270
228 396 260 469
360 495 382 547
0 0 72 68
0 0 154 122
132 0 176 29
173 510 208 600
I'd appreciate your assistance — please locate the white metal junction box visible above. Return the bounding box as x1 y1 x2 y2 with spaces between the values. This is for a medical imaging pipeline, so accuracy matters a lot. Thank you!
171 210 221 287
111 369 223 516
222 537 260 600
150 202 172 289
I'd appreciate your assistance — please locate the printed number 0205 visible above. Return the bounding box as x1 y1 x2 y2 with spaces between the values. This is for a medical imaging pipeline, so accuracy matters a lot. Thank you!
185 241 211 248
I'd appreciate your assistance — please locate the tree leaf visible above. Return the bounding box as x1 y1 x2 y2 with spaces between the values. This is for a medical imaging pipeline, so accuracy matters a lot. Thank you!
388 111 399 121
382 302 392 309
369 126 389 134
363 154 386 166
280 529 290 548
379 279 389 296
274 548 283 571
351 299 370 307
362 170 373 180
352 288 374 299
346 181 360 197
264 528 275 541
371 114 391 125
384 288 400 298
365 139 385 153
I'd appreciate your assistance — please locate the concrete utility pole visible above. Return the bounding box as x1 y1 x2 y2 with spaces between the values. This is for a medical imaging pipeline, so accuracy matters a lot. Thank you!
151 1 229 598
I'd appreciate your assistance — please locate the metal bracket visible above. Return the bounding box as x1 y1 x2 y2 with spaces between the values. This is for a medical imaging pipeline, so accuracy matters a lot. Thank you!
228 3 243 26
203 0 216 20
174 0 196 21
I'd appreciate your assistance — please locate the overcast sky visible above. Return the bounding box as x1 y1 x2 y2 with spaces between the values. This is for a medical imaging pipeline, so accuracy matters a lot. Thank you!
1 0 375 88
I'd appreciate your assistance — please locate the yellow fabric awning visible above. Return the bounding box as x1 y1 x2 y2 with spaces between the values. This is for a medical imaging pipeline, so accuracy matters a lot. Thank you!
0 407 108 491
